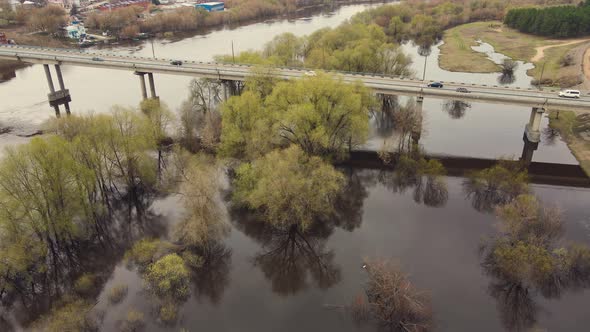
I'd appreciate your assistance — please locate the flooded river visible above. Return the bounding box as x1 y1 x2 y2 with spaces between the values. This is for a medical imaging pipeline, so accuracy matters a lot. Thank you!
1 2 590 331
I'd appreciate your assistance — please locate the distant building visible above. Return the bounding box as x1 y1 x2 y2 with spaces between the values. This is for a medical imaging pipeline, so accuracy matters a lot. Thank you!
97 0 151 11
46 0 79 8
65 21 86 39
47 0 66 7
195 2 223 12
8 0 20 10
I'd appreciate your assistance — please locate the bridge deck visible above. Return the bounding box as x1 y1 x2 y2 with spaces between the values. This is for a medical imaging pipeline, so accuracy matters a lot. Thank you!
1 45 590 112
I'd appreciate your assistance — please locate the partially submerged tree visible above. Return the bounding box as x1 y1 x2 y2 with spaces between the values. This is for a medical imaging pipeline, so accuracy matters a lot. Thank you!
31 298 97 332
267 73 375 159
357 259 432 331
463 162 529 213
233 145 345 231
219 90 279 160
145 253 190 302
500 59 518 75
495 195 563 246
481 195 590 331
174 155 229 250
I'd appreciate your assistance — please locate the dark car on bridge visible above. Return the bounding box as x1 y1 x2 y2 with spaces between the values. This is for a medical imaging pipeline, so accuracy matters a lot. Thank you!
427 81 443 88
456 87 470 93
170 60 183 66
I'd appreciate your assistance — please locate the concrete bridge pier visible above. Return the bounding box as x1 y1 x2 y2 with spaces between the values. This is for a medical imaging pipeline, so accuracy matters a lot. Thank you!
524 107 545 143
43 64 71 117
520 135 539 165
411 96 424 143
147 73 157 99
135 72 148 100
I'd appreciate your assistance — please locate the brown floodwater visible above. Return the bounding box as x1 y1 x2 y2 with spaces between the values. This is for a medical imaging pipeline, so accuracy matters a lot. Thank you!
85 170 590 332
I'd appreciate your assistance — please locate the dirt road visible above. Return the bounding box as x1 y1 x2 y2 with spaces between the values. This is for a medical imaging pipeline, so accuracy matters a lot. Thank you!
531 39 590 62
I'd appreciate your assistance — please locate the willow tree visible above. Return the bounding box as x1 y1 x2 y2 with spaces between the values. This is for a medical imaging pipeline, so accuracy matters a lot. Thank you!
219 91 279 160
266 73 375 160
233 145 345 231
174 155 229 250
0 137 91 276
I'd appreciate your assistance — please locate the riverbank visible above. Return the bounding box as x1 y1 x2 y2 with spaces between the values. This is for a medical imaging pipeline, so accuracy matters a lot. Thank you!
548 110 590 176
439 21 589 87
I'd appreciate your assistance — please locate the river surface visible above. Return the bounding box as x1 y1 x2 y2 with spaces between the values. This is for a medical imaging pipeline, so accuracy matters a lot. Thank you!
1 2 590 331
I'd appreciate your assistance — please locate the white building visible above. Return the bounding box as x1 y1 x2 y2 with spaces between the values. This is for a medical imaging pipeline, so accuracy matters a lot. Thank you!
8 0 20 10
65 22 86 39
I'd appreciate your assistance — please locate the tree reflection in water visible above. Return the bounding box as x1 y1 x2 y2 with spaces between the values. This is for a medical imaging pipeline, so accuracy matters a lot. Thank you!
377 156 449 208
498 72 516 85
488 280 537 331
542 127 559 146
230 170 376 296
374 94 399 137
463 162 529 213
253 223 341 295
190 243 232 304
443 100 471 119
332 167 371 232
232 213 341 296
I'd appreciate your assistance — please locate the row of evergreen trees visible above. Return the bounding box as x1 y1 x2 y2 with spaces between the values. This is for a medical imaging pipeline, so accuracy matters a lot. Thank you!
504 2 590 37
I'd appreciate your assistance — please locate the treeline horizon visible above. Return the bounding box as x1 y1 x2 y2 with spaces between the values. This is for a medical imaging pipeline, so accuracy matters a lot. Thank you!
504 1 590 37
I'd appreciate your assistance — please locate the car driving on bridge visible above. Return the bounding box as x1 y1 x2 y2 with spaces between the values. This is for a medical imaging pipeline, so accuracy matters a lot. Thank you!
170 60 183 66
558 89 580 98
427 82 443 88
456 87 470 93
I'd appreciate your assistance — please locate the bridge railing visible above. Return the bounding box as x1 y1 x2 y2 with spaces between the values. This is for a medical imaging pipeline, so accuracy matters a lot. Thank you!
0 45 568 94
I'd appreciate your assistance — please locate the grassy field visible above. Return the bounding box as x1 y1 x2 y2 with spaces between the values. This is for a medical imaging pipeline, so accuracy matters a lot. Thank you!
439 21 588 86
548 110 590 176
439 25 499 73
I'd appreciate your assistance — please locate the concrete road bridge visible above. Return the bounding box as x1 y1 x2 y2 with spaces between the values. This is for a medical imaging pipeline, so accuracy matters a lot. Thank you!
2 44 589 158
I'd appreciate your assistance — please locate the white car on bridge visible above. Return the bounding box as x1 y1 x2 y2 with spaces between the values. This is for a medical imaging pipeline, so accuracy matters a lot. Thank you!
558 89 581 98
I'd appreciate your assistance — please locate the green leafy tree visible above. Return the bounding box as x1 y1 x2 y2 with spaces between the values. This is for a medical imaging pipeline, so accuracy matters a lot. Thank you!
31 299 97 332
463 162 529 213
174 155 230 249
495 194 563 245
219 90 278 160
266 73 375 159
233 145 345 231
145 254 190 301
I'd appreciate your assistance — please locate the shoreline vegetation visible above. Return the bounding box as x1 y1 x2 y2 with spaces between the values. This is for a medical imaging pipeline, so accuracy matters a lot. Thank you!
548 110 590 176
0 0 382 50
85 0 382 39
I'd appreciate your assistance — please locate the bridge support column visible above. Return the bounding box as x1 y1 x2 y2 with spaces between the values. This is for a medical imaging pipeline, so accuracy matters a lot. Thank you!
135 72 148 100
411 96 424 143
524 107 545 143
44 64 71 117
44 64 55 94
147 73 157 99
54 65 70 115
520 134 539 165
